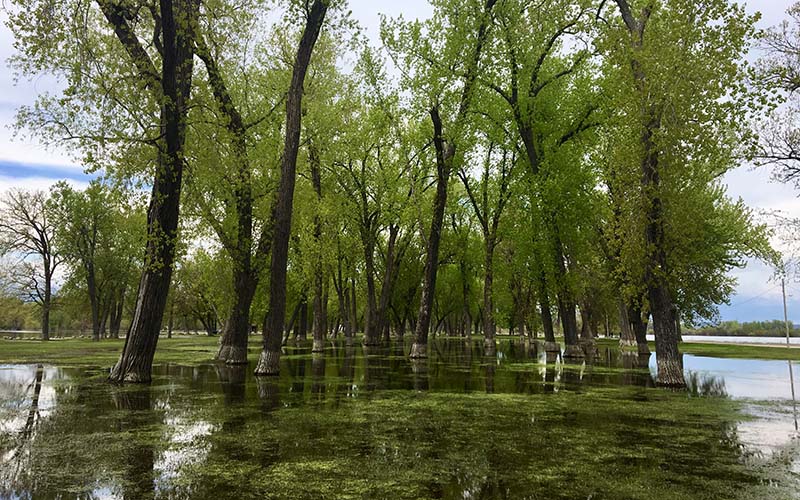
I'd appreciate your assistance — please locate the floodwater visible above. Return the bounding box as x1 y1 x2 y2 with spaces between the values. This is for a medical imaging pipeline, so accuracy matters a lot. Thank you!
646 334 800 346
1 339 799 499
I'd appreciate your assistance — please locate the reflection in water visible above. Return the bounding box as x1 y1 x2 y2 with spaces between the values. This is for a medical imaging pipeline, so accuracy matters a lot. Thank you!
112 387 156 500
685 371 728 398
311 354 326 398
2 340 800 498
216 364 247 405
256 376 280 412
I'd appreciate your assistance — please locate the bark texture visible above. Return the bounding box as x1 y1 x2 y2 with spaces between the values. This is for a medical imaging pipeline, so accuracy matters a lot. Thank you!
256 0 328 375
108 0 198 383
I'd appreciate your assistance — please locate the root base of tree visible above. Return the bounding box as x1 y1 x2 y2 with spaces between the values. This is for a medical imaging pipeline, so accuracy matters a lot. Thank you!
224 346 248 365
254 350 280 376
656 358 686 388
563 344 585 359
409 342 428 359
544 341 561 353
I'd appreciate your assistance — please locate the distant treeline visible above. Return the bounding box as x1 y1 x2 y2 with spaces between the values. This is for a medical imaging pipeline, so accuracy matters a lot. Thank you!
689 320 800 337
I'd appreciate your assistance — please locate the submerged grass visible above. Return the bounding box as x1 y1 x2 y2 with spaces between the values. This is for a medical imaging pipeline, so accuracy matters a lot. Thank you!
2 336 800 498
3 370 796 499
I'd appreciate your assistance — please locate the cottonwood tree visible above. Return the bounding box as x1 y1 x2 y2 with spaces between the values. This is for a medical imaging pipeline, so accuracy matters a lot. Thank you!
383 0 498 359
0 189 62 340
50 181 143 341
607 0 760 386
8 0 201 382
456 132 518 353
186 0 285 364
255 0 330 376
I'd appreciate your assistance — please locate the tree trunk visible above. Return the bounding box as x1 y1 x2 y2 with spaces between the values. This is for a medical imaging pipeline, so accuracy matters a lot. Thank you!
643 112 683 386
216 269 256 364
629 302 651 356
87 264 101 341
362 232 379 345
411 108 451 359
110 291 125 339
410 0 496 358
309 142 326 353
539 276 559 353
614 0 684 387
41 260 51 341
109 0 198 383
166 297 174 339
618 298 636 348
256 0 327 375
297 299 308 341
376 225 401 345
483 238 496 355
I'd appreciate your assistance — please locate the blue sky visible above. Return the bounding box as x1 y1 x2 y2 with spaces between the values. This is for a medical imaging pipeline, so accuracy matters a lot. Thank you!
1 1 799 323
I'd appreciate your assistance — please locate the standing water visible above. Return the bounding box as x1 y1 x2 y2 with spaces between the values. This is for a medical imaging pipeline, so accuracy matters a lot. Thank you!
1 339 799 499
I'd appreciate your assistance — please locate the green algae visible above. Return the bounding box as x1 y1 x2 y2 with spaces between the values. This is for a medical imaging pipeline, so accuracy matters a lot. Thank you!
2 339 800 499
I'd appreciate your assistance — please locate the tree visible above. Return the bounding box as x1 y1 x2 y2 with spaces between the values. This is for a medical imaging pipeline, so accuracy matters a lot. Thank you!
50 181 142 341
384 0 498 359
457 135 517 353
0 189 62 340
188 0 281 364
608 0 760 386
255 0 329 376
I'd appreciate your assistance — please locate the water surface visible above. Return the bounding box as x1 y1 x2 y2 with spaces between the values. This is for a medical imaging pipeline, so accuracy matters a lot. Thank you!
1 339 799 499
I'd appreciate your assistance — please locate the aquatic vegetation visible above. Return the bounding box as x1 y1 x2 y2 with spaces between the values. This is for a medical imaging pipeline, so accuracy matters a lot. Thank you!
1 339 799 498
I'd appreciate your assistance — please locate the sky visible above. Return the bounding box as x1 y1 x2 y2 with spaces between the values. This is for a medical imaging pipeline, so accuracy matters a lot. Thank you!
0 1 798 323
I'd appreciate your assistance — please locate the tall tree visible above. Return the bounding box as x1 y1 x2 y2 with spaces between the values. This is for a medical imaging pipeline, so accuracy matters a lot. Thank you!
609 0 760 386
255 0 329 375
108 0 200 382
385 0 498 358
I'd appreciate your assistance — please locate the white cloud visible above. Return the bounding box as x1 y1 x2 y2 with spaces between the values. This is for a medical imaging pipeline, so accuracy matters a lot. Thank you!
0 175 88 194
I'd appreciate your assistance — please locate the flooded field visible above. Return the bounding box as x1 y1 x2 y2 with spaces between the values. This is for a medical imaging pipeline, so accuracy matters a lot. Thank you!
1 339 799 499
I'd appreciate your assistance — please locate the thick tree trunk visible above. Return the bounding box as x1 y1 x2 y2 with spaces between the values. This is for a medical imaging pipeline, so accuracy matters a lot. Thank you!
256 0 327 375
109 0 197 383
216 269 256 364
579 300 597 358
643 113 683 386
558 294 582 359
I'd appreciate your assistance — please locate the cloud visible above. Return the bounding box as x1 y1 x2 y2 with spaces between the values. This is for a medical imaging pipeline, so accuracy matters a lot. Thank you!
0 175 88 194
